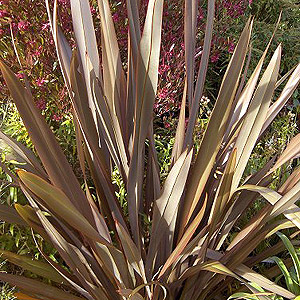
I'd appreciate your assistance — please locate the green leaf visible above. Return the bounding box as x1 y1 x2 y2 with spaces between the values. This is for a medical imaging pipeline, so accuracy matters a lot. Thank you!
269 256 300 294
228 292 272 300
277 232 300 284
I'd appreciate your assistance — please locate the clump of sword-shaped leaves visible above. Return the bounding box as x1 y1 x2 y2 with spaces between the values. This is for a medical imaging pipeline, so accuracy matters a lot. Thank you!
0 0 300 299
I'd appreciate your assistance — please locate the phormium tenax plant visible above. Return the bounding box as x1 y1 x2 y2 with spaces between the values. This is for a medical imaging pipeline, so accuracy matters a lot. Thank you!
0 0 300 300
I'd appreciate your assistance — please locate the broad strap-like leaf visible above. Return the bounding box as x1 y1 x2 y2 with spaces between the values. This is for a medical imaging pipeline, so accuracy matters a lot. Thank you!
184 0 215 150
118 289 144 300
15 204 49 240
0 250 65 284
31 229 97 300
281 204 300 231
276 65 297 89
13 292 44 300
159 195 207 279
234 264 295 299
205 250 295 299
147 149 193 276
209 149 237 230
0 60 94 222
171 81 187 164
45 0 72 89
127 0 164 246
271 178 300 218
115 221 147 283
232 45 282 190
179 19 253 235
261 63 300 135
268 133 300 175
145 128 161 217
126 0 141 56
0 130 46 178
214 157 276 250
126 0 142 145
22 187 113 300
17 170 110 244
235 184 281 205
184 0 198 108
269 256 299 295
70 51 124 178
70 0 100 79
277 232 300 283
180 260 239 281
97 0 127 135
89 64 129 179
224 14 281 144
70 0 103 145
0 273 84 300
95 242 135 290
0 204 27 226
279 167 300 194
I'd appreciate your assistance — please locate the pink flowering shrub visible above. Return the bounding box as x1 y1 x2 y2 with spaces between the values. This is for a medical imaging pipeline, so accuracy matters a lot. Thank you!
0 0 252 130
0 0 71 124
110 0 252 128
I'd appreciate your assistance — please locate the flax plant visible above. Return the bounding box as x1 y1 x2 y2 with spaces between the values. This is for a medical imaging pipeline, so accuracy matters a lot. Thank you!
0 1 300 300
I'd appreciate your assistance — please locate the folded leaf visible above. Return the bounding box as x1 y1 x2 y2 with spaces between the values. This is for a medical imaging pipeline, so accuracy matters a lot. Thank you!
0 250 65 284
0 204 27 226
17 170 110 245
0 273 83 300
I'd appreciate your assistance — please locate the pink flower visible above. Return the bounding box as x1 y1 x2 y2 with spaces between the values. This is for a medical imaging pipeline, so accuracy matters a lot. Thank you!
0 10 7 18
33 46 43 57
158 87 168 100
164 121 171 129
18 20 30 31
158 64 170 75
120 28 128 36
185 118 189 128
0 28 4 37
41 22 50 31
211 53 220 63
112 13 120 23
33 50 41 57
90 6 96 15
223 0 246 18
36 98 46 110
27 40 35 47
58 0 69 5
16 72 24 79
52 114 62 121
197 8 204 21
228 41 235 53
36 78 45 86
153 102 159 110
